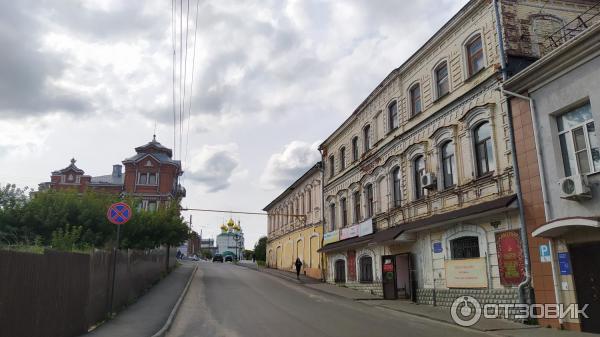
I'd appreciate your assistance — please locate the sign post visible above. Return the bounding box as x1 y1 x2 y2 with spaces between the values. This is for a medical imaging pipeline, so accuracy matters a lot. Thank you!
106 202 132 315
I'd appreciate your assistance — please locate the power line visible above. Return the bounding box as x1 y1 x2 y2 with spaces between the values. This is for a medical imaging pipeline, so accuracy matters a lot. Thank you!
172 0 177 156
181 0 191 163
179 0 183 160
183 0 200 182
181 208 307 221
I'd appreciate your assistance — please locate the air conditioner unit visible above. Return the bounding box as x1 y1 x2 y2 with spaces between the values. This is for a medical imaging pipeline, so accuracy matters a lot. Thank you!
421 172 437 189
559 175 592 200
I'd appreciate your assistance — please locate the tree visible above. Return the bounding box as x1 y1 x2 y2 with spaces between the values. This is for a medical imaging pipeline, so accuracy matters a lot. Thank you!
253 236 267 262
0 184 30 244
243 249 254 260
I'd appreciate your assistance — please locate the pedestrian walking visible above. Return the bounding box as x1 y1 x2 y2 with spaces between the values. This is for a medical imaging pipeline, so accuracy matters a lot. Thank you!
294 257 303 280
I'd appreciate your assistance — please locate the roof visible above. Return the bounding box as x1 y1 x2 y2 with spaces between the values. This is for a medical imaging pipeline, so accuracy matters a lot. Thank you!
263 162 323 211
319 194 517 253
52 158 84 175
122 152 182 167
134 135 173 157
90 174 124 185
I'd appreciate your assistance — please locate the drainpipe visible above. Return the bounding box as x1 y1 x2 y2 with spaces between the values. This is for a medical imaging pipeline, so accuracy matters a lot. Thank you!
501 88 562 323
492 0 532 307
318 155 326 282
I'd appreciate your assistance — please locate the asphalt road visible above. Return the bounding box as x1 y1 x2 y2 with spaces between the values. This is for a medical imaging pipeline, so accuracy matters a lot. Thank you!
167 261 490 337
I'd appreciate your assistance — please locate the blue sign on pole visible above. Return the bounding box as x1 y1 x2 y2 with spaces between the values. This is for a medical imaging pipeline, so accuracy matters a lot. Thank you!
558 252 571 275
433 242 443 253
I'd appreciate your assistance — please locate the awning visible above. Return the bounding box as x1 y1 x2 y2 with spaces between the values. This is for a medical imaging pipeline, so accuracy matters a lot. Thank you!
318 234 374 253
319 194 517 252
532 217 600 238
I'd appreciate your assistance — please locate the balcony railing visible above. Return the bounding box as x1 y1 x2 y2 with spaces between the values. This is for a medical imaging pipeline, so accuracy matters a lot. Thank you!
540 1 600 55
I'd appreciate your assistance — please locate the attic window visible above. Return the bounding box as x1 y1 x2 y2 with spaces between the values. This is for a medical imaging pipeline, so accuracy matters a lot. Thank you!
145 160 153 167
68 174 74 181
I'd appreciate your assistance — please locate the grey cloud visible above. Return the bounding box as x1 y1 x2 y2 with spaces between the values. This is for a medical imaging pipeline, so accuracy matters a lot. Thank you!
187 146 239 192
260 141 321 190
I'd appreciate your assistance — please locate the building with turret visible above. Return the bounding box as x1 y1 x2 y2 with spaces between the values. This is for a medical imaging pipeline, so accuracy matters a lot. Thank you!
216 219 245 260
40 136 185 210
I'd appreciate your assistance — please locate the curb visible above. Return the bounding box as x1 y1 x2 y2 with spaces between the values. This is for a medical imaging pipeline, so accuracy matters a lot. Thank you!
150 264 198 337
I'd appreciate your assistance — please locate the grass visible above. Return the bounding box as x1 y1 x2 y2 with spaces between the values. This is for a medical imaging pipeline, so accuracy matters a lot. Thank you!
0 244 45 254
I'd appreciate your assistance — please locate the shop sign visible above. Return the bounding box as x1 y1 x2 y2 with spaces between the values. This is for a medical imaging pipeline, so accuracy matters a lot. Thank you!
383 257 394 272
558 252 571 275
340 225 359 240
495 230 526 286
445 258 488 288
323 230 340 245
358 218 373 237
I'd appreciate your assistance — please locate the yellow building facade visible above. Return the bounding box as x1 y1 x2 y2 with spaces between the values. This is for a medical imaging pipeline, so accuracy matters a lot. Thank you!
264 163 324 279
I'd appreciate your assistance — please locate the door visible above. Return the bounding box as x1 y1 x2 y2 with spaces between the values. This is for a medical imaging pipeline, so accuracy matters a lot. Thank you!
382 255 397 300
570 242 600 333
395 254 412 299
334 259 346 283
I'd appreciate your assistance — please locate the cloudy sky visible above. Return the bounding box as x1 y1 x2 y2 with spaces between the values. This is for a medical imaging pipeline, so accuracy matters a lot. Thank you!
0 0 469 247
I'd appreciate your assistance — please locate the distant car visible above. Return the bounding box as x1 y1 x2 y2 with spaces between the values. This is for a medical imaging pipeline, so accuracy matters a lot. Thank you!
212 254 224 262
225 255 233 262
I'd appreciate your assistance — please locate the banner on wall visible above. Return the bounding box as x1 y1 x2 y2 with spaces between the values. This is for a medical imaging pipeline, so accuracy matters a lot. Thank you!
323 230 340 245
495 230 526 285
358 218 373 237
445 258 488 288
340 225 359 240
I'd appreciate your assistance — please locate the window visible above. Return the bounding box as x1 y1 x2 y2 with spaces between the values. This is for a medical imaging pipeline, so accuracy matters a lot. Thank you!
451 236 480 259
414 155 425 199
307 189 312 211
388 101 399 131
558 103 600 176
474 122 494 176
329 155 335 177
365 184 374 218
340 197 348 227
410 84 422 116
352 137 359 161
138 173 148 184
392 167 401 207
435 62 449 98
334 260 346 283
363 125 371 152
329 203 336 231
353 191 361 223
466 35 484 76
340 147 346 170
441 141 456 188
359 256 373 283
148 201 157 212
148 173 157 185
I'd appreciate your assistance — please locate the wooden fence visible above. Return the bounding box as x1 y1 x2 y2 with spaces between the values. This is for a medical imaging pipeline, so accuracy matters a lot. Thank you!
0 247 176 337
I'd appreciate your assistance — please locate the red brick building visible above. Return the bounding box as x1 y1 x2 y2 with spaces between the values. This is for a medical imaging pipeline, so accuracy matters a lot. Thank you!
41 136 185 210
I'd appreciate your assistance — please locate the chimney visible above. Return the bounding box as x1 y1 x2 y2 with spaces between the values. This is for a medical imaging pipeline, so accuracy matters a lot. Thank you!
112 164 122 177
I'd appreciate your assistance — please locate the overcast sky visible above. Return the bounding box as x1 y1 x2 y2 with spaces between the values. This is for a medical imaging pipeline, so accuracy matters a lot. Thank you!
0 0 469 248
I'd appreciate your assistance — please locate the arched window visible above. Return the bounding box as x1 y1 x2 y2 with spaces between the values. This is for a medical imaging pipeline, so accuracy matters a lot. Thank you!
474 122 494 176
340 197 348 227
450 236 480 259
363 125 371 152
410 84 422 116
414 155 425 199
353 191 361 223
329 155 335 177
359 256 373 283
388 101 398 131
352 136 359 161
466 34 484 76
365 184 374 218
392 166 401 207
334 259 346 283
307 188 312 211
377 177 386 213
435 62 449 98
441 141 456 189
329 203 336 231
340 147 346 170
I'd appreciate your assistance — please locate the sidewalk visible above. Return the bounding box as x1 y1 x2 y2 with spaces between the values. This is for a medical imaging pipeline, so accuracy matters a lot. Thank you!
82 261 196 337
236 261 321 284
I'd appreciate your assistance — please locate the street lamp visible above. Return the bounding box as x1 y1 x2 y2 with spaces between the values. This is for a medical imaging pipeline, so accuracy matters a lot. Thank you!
233 234 241 261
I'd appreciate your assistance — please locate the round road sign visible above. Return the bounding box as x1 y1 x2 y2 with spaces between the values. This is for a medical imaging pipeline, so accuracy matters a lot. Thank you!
107 202 132 225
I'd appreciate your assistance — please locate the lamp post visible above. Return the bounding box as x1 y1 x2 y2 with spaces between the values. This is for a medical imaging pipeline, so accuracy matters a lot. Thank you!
233 234 241 261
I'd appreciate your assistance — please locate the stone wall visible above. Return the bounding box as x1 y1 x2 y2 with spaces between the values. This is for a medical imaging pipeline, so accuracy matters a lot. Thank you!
328 281 384 297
